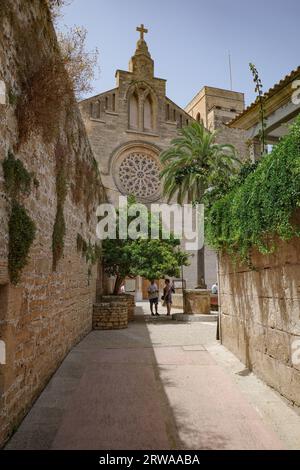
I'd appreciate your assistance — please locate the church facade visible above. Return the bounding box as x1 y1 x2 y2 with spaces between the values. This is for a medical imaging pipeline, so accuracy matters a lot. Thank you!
79 25 246 297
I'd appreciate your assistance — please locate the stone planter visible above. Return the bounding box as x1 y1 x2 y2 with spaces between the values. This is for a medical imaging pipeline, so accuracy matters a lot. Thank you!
210 293 219 311
100 293 135 321
93 302 128 330
119 293 135 321
184 289 211 314
172 293 184 309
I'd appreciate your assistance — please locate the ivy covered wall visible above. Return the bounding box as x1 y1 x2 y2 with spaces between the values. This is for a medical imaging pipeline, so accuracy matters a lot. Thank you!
0 0 105 447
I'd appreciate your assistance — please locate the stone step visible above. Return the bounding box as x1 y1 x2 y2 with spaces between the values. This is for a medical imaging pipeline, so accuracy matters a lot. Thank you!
172 312 218 322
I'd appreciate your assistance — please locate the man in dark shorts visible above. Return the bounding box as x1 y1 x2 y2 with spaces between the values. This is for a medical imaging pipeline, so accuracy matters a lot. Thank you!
148 280 159 316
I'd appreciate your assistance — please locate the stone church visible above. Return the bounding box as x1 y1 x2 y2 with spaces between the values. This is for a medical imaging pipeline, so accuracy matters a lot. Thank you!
79 25 247 298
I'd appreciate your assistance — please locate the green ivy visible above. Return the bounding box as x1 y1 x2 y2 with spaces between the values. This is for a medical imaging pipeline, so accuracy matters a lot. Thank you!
52 205 66 270
206 115 300 262
8 201 36 284
8 89 18 107
76 233 87 254
52 142 67 270
2 151 37 283
76 233 101 265
2 151 33 198
85 240 101 265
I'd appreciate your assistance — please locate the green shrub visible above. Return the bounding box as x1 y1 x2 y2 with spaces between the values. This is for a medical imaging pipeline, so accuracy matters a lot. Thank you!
2 151 37 283
52 142 68 270
52 205 66 270
206 115 300 261
8 202 36 284
2 151 32 198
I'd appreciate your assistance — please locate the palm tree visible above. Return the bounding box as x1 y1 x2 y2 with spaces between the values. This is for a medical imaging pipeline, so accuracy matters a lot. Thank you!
160 121 241 284
160 122 240 204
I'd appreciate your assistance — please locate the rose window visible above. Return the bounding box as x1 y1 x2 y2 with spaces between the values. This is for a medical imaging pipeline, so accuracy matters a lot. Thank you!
118 153 160 200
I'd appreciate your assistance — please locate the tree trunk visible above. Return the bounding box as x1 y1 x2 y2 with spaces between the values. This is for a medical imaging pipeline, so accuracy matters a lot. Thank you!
113 275 124 295
197 246 205 287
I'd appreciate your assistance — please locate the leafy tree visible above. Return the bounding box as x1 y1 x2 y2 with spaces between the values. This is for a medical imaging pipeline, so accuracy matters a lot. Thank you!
46 0 73 22
129 238 188 281
57 26 99 99
46 0 99 99
101 201 189 294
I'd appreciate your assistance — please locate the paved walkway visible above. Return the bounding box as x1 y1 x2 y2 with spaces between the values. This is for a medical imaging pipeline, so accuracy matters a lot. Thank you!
6 302 300 450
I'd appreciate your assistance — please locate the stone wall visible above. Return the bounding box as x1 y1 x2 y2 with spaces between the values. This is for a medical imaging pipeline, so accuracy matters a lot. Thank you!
213 120 249 161
219 237 300 406
0 0 104 446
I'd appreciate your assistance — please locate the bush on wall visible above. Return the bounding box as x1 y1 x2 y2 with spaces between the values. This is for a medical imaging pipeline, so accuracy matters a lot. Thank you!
206 115 300 261
2 152 37 283
8 202 36 284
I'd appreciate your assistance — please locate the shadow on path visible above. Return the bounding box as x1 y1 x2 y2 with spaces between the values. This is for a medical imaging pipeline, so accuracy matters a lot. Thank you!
5 303 283 450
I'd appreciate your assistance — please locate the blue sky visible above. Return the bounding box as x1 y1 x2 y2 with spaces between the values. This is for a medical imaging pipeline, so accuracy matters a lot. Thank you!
59 0 300 108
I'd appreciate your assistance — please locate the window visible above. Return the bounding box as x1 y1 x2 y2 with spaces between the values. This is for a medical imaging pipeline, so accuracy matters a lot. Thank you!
179 114 183 128
105 96 109 110
144 95 153 131
173 109 176 121
112 93 116 112
90 101 100 119
196 112 201 123
96 100 101 119
166 103 170 121
129 92 139 129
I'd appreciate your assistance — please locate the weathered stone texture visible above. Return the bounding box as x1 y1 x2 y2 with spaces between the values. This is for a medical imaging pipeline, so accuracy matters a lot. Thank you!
184 289 211 315
219 237 300 406
0 1 104 446
93 302 128 330
100 294 135 321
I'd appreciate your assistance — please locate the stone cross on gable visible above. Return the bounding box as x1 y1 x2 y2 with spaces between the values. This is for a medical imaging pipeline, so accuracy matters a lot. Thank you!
136 24 148 40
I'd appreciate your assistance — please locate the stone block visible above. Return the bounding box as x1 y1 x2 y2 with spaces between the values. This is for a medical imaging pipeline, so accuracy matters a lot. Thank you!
184 289 211 314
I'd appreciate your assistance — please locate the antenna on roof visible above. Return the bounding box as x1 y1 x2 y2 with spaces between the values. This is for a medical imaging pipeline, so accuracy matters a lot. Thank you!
228 51 233 90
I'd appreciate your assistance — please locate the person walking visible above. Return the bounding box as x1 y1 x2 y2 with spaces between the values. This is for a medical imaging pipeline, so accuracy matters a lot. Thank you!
148 280 159 316
163 279 175 316
211 282 218 294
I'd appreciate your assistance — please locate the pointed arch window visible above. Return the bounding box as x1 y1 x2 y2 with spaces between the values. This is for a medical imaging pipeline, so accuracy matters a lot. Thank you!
143 94 153 131
129 92 139 129
178 114 183 128
96 100 101 119
166 103 170 121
